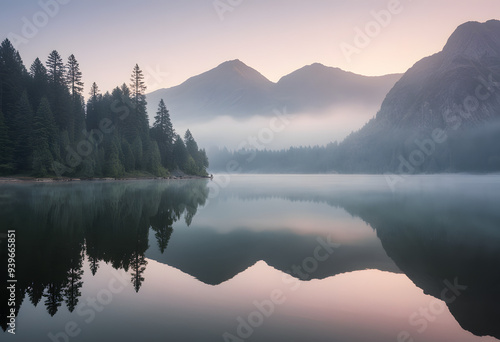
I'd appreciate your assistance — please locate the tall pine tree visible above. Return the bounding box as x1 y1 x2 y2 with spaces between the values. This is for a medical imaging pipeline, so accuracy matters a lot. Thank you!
86 82 101 130
151 99 174 169
46 50 73 141
129 64 149 145
65 54 84 99
46 50 65 85
66 54 85 140
29 58 48 111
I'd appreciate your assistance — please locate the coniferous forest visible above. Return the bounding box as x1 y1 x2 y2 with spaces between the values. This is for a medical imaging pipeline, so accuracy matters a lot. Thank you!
0 39 209 178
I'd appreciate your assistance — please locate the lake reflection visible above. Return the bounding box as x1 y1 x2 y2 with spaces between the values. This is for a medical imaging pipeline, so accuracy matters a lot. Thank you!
0 175 499 342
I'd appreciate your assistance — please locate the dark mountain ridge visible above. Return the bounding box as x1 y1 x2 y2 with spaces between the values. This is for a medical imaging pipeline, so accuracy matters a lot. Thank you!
336 20 500 173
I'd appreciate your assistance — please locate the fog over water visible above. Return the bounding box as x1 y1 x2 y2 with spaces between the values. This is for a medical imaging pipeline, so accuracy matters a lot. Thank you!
178 104 377 150
1 175 499 341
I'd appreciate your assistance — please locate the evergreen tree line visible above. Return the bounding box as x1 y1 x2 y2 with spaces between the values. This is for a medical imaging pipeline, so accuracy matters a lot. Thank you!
0 38 209 178
207 143 341 173
209 119 500 174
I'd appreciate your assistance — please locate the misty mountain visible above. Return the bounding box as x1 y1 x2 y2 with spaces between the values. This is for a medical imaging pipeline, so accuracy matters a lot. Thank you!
274 63 400 113
146 60 401 123
335 20 500 173
147 60 275 122
206 20 500 174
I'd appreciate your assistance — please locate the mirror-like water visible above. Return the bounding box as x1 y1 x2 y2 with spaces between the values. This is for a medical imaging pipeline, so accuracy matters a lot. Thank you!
1 175 499 342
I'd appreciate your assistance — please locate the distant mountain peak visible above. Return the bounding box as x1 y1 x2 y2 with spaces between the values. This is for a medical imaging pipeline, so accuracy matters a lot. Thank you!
291 62 340 73
306 62 328 69
216 59 247 70
146 59 401 122
212 59 272 85
220 59 244 65
442 19 500 59
278 63 356 84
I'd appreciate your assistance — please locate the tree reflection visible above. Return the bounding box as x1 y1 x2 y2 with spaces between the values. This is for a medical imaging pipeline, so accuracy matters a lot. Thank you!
0 179 208 330
64 248 85 312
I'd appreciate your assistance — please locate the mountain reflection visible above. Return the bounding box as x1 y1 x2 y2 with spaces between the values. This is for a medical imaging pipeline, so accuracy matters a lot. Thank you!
0 179 208 331
205 175 500 340
366 196 500 340
1 175 499 340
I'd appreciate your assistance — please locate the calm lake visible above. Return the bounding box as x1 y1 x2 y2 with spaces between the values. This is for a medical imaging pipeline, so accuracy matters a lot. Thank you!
1 174 499 342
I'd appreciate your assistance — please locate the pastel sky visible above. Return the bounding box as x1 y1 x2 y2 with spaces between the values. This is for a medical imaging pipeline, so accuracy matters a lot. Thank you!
1 0 499 96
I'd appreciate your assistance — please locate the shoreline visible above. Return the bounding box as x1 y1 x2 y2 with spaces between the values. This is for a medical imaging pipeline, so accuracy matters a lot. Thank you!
0 175 212 184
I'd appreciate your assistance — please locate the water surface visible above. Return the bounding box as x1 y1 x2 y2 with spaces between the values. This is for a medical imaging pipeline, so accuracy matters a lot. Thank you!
0 175 499 342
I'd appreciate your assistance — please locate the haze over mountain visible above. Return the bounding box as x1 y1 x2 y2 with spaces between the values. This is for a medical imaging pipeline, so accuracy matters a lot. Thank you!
335 20 500 173
146 60 401 124
206 20 500 174
147 60 276 122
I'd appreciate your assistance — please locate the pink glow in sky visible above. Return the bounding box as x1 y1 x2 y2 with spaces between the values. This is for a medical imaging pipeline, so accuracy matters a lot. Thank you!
1 0 499 96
